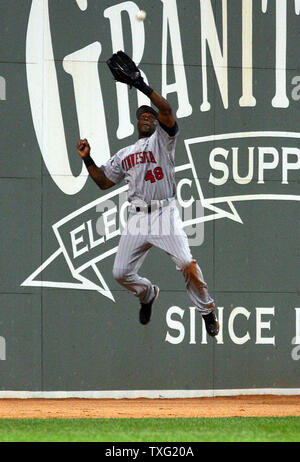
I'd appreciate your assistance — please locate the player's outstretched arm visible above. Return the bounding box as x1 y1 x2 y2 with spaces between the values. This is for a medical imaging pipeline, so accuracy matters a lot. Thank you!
148 90 176 128
76 139 115 190
132 74 176 128
133 79 176 128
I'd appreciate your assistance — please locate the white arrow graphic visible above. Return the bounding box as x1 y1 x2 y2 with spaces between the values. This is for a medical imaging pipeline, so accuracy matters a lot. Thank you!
22 131 300 300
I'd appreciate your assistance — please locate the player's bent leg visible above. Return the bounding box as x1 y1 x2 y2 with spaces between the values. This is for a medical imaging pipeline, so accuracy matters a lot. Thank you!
181 260 219 337
149 205 214 313
182 260 215 312
148 204 218 333
112 266 159 325
153 220 215 314
112 225 156 305
112 214 160 324
112 265 155 304
172 256 218 337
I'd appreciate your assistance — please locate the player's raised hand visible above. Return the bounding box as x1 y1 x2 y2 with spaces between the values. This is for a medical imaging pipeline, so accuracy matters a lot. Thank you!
77 139 91 158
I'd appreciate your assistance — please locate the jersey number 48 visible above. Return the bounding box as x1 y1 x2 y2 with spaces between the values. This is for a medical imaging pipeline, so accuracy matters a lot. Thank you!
144 167 164 183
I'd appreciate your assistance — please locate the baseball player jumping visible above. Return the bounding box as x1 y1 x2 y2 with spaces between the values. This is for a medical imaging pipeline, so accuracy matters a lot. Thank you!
77 51 219 337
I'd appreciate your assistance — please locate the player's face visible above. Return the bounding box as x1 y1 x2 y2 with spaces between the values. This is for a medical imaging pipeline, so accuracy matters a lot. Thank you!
137 112 157 138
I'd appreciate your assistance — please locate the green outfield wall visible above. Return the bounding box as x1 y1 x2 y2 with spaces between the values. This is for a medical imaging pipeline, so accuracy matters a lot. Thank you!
0 0 299 396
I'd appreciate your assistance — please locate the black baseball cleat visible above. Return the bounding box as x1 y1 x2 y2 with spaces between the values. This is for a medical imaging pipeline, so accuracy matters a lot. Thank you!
139 286 160 325
202 311 219 337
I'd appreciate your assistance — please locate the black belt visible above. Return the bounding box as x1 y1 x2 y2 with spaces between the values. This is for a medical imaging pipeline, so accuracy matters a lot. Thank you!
136 205 152 213
134 199 172 214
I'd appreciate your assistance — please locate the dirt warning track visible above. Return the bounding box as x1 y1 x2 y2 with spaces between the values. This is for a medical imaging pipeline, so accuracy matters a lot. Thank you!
0 395 299 419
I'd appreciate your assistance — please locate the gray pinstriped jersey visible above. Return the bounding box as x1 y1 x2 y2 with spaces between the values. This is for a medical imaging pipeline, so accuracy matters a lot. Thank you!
102 122 178 204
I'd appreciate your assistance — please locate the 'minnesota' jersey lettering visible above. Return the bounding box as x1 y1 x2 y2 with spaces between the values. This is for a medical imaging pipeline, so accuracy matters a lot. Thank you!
122 151 157 172
101 121 179 203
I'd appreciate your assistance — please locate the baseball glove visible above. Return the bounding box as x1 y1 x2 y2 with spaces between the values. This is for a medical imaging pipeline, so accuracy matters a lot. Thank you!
106 51 141 88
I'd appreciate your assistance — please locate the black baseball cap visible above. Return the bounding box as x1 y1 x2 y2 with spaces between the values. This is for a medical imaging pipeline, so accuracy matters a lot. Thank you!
136 105 158 120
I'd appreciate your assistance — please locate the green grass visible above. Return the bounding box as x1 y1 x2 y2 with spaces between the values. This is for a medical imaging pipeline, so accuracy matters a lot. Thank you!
0 417 299 442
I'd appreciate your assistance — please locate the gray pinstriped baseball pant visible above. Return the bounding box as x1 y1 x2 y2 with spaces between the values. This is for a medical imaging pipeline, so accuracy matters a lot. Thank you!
112 201 214 315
